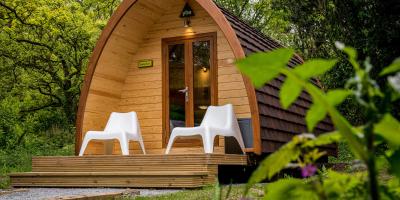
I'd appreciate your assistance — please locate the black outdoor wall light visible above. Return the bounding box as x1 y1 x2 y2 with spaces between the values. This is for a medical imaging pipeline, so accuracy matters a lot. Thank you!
180 2 195 27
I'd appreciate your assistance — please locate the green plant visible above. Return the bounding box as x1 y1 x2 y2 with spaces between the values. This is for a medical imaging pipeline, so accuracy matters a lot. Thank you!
236 44 400 199
0 143 74 189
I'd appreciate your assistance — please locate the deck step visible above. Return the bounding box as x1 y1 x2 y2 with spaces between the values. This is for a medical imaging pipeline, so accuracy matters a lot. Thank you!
10 154 248 188
31 154 247 172
10 171 211 188
10 171 209 176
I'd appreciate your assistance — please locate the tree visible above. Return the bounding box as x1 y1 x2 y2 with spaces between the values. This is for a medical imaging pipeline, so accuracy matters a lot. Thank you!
217 0 400 123
214 0 295 46
77 0 122 22
271 0 400 121
0 0 120 147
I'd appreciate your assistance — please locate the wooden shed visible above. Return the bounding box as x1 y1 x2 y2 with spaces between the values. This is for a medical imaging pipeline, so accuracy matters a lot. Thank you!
9 0 334 188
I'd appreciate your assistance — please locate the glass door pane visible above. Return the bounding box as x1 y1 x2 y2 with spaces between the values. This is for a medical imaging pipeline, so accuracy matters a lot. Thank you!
168 44 186 132
192 40 211 126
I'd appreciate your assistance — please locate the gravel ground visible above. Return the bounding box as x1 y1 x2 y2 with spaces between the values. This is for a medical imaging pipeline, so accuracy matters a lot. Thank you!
0 188 180 200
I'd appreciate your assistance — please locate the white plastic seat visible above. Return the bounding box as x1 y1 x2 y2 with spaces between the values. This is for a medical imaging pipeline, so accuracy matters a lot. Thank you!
165 104 245 154
79 112 145 156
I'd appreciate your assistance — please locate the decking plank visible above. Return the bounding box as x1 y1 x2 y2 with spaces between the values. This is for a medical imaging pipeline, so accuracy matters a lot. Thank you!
10 154 246 188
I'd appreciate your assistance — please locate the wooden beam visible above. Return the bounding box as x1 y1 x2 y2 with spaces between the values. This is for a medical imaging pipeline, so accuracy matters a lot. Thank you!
75 0 139 155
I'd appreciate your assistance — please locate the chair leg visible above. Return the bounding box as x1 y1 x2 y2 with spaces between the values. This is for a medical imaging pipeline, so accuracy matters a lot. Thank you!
165 133 177 154
79 137 91 156
139 138 146 155
234 134 246 154
203 132 215 154
118 136 130 156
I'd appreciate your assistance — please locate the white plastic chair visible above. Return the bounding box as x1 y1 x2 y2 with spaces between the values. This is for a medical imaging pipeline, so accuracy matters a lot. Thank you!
165 104 245 154
79 112 146 156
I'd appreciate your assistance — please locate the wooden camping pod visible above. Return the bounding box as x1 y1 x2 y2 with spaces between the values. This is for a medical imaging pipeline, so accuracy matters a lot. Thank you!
8 0 336 189
75 0 335 156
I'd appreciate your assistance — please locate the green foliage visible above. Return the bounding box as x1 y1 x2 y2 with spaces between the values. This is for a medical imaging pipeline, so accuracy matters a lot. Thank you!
237 46 400 199
0 143 74 188
279 76 302 109
264 178 318 199
380 58 400 76
328 142 354 164
375 114 400 148
246 131 341 194
322 171 368 199
214 0 295 46
387 150 400 180
246 136 301 190
219 0 400 125
126 184 265 200
237 48 366 160
0 0 101 123
0 0 120 188
306 102 328 132
386 178 400 198
302 131 341 148
78 0 122 21
0 0 120 150
292 59 338 80
285 0 399 123
261 170 400 200
306 89 352 131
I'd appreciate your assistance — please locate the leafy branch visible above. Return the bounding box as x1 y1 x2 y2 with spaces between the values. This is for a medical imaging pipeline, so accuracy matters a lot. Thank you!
236 46 400 199
237 48 367 159
0 2 39 27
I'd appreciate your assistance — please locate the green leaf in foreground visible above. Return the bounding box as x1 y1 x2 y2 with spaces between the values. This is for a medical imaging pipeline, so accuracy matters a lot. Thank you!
280 77 303 109
380 58 400 76
375 114 400 147
306 102 327 132
326 89 352 106
293 59 338 79
284 67 367 160
245 140 301 194
236 48 294 88
264 179 318 200
335 42 360 70
303 131 341 148
343 47 357 61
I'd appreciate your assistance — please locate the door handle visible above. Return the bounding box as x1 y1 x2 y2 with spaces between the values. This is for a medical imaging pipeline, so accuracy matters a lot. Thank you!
178 86 189 102
178 87 188 93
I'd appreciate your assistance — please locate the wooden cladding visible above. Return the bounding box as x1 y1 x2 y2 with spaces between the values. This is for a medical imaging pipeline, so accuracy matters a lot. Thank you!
77 0 252 155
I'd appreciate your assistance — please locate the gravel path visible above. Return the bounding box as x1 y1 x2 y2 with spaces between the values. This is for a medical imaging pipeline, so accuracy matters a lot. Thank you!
0 188 180 200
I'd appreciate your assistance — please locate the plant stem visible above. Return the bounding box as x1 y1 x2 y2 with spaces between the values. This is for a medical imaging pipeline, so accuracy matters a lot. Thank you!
365 121 379 200
367 154 379 200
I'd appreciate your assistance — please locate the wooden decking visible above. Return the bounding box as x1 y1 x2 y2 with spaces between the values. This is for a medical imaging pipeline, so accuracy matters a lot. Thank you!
10 154 247 188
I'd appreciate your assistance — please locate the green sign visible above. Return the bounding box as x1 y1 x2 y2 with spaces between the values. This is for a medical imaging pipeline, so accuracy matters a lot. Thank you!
138 59 153 68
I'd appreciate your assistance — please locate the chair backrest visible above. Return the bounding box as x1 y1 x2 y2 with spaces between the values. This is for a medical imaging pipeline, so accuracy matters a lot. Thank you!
104 112 139 135
201 104 234 128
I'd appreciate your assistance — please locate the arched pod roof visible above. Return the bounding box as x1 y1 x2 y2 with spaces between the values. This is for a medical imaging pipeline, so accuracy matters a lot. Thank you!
75 0 335 155
75 0 261 155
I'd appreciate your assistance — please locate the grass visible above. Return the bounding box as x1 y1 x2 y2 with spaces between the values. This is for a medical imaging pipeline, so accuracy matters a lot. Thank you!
121 184 265 200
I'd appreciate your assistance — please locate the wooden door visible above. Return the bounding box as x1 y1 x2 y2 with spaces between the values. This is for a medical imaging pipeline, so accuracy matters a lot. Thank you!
162 33 217 147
